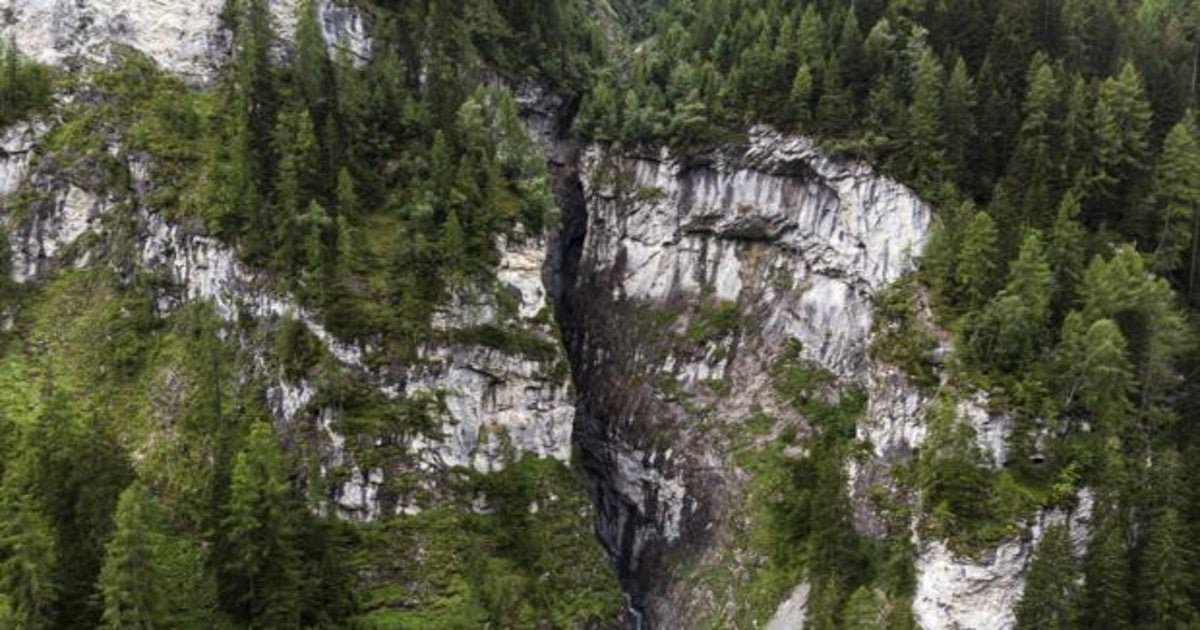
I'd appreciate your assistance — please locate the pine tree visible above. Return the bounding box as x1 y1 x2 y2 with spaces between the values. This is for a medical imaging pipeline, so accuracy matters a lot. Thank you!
816 58 854 136
956 209 1001 309
293 0 335 124
905 44 946 189
219 422 301 628
1082 516 1132 629
1077 319 1135 437
1145 114 1200 276
233 0 279 194
1014 524 1079 629
1079 247 1188 422
97 482 215 629
788 63 814 127
1060 75 1092 187
1006 54 1061 226
942 57 978 186
0 489 57 630
1139 507 1196 625
1091 63 1154 230
1004 231 1054 320
1046 192 1088 319
796 5 828 67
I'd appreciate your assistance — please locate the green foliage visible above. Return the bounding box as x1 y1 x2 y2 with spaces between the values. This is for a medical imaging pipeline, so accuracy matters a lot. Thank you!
218 422 303 627
0 488 58 629
870 276 939 389
1082 514 1132 629
0 39 52 127
98 482 218 629
687 299 741 344
1014 524 1079 629
352 457 621 627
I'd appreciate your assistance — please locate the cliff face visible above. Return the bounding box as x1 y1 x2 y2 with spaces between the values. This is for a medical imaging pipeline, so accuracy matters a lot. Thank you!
0 4 1096 628
2 0 369 82
559 128 930 624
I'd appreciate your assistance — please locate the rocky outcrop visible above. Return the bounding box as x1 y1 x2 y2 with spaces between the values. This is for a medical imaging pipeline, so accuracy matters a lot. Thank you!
1 134 573 521
1 0 369 83
559 127 931 624
913 489 1095 629
0 5 1102 625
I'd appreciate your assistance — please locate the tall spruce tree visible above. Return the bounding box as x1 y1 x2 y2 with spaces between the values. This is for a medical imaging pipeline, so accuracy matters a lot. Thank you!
1145 114 1200 276
1082 515 1132 629
1014 524 1079 629
219 422 301 628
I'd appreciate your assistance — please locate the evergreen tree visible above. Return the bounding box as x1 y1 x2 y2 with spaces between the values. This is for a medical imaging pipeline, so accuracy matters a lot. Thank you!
1014 524 1079 629
1139 506 1196 625
219 422 301 628
232 0 279 194
796 5 829 68
956 209 1001 309
1090 63 1154 229
1060 75 1092 186
0 489 57 630
98 483 170 629
942 57 978 186
1077 319 1136 438
816 58 855 136
1145 114 1200 276
905 43 946 189
1079 247 1188 423
98 482 217 629
1082 515 1132 629
1006 54 1062 226
1046 192 1088 319
788 63 814 127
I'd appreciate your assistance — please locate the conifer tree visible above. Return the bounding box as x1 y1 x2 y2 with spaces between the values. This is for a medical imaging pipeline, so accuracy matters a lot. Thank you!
1145 114 1200 276
294 0 334 124
1060 75 1092 187
1014 524 1079 629
219 422 301 628
956 210 1001 309
1077 319 1135 437
1006 55 1062 225
788 63 814 127
905 44 946 189
1091 63 1153 228
1139 507 1196 625
816 58 854 136
1046 192 1088 319
1082 516 1132 629
0 488 57 630
335 167 358 219
796 5 828 68
98 482 216 629
942 57 978 186
233 0 279 194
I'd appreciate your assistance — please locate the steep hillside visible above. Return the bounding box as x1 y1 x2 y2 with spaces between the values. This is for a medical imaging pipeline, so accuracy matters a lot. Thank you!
2 1 1199 629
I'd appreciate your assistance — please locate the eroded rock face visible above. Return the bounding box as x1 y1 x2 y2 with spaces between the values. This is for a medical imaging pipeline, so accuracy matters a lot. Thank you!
561 128 931 623
913 489 1095 630
1 139 573 521
1 0 369 82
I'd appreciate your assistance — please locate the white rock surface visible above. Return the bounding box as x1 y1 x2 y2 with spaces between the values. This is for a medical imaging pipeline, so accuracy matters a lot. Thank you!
766 582 810 630
1 0 368 82
913 489 1095 630
1 141 573 520
579 126 930 374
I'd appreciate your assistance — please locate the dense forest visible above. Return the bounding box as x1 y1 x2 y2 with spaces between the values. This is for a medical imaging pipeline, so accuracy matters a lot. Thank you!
576 0 1200 626
2 0 1200 627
